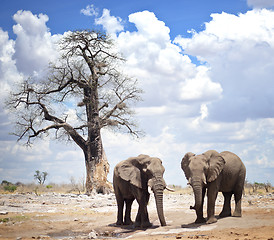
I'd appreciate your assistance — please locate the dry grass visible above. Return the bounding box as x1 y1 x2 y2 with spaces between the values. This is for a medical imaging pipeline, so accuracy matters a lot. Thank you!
0 182 86 195
166 184 193 194
167 183 273 196
1 181 272 196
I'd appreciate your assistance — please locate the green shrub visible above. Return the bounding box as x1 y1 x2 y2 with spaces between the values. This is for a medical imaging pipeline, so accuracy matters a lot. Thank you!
4 185 17 192
0 218 9 223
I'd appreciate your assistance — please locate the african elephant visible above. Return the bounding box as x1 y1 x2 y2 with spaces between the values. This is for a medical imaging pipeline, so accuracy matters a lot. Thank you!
113 154 172 228
181 150 246 224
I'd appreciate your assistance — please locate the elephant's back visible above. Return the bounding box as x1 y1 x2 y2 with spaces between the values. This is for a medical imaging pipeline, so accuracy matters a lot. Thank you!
219 151 246 192
220 151 245 170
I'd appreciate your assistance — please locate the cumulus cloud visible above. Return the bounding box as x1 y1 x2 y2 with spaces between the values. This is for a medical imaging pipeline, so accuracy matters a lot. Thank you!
247 0 274 8
12 10 60 75
0 28 22 102
94 10 222 114
127 11 170 44
179 66 222 102
95 9 124 35
175 9 274 121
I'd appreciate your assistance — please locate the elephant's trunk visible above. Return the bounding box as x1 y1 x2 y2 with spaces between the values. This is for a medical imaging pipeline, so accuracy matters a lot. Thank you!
152 178 166 226
190 179 203 211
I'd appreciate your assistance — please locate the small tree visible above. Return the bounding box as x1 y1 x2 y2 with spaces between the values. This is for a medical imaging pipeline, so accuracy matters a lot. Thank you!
34 170 48 185
7 30 143 194
264 182 272 193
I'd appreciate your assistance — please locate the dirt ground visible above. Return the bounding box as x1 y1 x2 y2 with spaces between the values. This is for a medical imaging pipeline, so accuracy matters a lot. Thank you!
0 191 273 240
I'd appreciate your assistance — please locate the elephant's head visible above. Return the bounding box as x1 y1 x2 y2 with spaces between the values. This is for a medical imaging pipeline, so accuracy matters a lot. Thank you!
117 154 168 226
181 150 225 211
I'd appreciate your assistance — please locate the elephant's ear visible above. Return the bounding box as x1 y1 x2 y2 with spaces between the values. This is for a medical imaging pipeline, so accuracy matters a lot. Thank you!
117 159 142 189
204 150 226 182
181 152 195 180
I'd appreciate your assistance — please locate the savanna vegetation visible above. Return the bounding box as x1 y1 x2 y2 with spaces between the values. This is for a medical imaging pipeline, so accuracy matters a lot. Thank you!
1 178 272 195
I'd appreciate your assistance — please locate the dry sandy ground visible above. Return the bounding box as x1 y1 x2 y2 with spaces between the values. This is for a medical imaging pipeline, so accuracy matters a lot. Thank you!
0 191 273 240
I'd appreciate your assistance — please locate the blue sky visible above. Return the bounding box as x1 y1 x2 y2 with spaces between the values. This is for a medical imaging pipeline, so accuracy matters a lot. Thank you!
1 0 274 186
2 0 249 39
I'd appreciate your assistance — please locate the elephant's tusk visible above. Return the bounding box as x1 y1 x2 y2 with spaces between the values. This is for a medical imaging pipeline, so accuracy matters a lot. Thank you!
165 186 175 192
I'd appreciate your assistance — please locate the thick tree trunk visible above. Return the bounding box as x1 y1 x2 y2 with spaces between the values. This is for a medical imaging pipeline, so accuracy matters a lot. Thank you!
84 134 112 195
93 148 112 194
82 67 113 195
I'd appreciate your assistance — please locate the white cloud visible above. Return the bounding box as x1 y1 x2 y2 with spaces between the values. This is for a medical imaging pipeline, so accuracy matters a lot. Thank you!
179 66 222 102
12 10 60 75
136 106 168 116
175 9 274 122
95 9 124 35
94 10 223 112
247 0 274 9
65 109 79 124
56 149 82 161
0 28 23 102
192 103 209 127
128 11 170 44
80 4 98 17
175 10 274 61
10 138 52 161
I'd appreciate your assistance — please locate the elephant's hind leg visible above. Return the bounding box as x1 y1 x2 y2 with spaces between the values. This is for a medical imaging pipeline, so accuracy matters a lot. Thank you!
219 192 232 218
232 175 244 217
124 199 134 225
233 190 243 217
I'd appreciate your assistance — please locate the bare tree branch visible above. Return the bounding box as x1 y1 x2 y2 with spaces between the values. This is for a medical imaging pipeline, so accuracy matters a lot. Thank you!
6 30 143 193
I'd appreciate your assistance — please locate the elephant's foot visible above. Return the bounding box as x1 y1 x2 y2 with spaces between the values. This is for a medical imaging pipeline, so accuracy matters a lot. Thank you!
124 219 134 225
133 221 141 228
232 211 242 217
141 221 153 228
115 220 123 226
206 217 217 224
195 217 206 224
219 211 231 218
134 221 152 228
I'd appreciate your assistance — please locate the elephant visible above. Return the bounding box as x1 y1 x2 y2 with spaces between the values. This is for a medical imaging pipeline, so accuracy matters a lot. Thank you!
113 154 173 228
181 150 246 224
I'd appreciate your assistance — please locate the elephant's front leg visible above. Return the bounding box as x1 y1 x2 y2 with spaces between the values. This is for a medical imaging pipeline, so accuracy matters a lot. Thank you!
134 190 152 228
206 185 218 224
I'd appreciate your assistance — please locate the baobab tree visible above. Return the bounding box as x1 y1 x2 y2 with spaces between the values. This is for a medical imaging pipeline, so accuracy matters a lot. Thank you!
7 30 143 194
